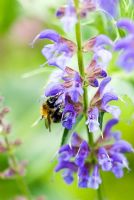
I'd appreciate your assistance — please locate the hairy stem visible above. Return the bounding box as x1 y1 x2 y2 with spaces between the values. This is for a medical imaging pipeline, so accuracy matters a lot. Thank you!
4 134 32 200
74 0 93 147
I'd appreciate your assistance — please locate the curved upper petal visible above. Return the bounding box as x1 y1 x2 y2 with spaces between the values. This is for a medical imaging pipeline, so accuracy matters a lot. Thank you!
95 34 113 48
114 35 134 51
103 118 119 137
98 77 111 95
31 29 60 47
117 19 134 34
117 50 134 72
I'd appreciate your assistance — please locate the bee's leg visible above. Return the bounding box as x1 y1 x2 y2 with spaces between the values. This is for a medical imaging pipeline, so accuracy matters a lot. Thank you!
48 116 51 132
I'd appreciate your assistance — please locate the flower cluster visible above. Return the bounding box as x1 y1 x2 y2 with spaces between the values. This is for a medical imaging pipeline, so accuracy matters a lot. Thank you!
55 119 133 189
32 0 133 192
0 97 26 179
115 19 134 71
87 76 120 132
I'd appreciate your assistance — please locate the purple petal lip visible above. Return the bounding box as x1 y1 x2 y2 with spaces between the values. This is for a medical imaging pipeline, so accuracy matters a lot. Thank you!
117 19 134 34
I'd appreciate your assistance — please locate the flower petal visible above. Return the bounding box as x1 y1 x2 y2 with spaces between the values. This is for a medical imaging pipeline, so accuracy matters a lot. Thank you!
103 119 119 137
117 19 134 34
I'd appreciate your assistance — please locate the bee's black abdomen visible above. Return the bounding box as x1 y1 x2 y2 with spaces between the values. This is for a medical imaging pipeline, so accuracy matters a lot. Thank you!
52 108 62 123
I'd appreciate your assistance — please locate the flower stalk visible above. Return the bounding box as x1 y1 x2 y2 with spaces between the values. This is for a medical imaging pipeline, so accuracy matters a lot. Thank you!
74 0 93 147
3 133 32 200
0 98 32 200
74 0 104 199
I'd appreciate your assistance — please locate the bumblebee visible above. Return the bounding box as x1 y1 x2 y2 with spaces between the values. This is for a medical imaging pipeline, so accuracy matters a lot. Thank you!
40 96 63 132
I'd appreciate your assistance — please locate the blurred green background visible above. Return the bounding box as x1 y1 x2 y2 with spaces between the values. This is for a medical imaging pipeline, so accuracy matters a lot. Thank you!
0 0 134 199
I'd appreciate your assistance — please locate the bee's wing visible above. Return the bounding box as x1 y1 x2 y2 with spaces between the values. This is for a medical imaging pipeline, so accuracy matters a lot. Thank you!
31 117 41 127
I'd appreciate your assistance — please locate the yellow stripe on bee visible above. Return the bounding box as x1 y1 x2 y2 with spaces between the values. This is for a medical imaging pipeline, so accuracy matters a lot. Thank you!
40 105 48 118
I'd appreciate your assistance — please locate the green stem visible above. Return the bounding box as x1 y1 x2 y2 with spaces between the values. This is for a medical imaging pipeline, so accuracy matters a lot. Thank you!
74 1 104 200
4 135 32 200
74 0 93 147
97 186 103 200
61 128 69 146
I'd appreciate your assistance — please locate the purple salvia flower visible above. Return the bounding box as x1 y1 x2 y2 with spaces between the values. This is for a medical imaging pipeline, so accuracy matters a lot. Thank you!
63 67 83 102
31 29 77 70
114 35 134 51
83 35 113 69
96 119 133 177
117 50 134 72
81 0 118 18
55 128 133 188
85 60 107 87
80 0 96 17
87 77 120 133
56 0 77 32
115 19 134 71
117 19 134 34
